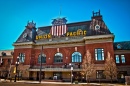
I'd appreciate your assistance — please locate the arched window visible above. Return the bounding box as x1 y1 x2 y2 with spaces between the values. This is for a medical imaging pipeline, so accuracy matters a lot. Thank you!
38 54 46 63
54 53 63 63
72 52 82 62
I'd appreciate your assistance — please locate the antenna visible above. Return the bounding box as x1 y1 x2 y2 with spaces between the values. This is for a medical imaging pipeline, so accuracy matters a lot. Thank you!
59 6 62 18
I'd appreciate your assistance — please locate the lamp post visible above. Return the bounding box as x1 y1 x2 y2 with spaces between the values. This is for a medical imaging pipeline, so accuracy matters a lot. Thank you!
39 46 43 83
69 63 73 84
14 56 19 82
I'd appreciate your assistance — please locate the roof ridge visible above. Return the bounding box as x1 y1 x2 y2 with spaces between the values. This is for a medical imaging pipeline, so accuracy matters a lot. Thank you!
38 20 91 28
114 41 130 43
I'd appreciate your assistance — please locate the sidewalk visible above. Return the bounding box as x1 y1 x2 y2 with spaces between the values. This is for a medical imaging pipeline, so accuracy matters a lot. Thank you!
0 79 128 86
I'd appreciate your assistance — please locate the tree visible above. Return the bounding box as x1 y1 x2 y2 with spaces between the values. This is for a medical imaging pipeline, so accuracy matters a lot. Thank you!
104 52 117 83
82 50 95 83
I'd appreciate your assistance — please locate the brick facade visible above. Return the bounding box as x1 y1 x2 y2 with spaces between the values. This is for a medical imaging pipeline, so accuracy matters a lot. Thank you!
0 10 130 82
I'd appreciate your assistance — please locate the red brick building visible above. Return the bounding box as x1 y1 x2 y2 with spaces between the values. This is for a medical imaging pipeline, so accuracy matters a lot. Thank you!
1 10 130 82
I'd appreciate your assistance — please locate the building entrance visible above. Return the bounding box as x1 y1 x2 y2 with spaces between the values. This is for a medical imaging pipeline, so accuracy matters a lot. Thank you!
53 72 62 80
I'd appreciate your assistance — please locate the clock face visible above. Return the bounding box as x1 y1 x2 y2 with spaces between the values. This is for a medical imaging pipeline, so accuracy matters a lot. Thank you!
95 24 100 30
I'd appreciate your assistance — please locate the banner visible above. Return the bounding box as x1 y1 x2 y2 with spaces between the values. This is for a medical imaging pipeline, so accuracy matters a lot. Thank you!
13 67 16 73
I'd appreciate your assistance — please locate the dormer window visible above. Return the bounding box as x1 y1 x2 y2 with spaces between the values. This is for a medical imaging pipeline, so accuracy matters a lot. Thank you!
1 52 6 56
117 44 122 49
11 52 14 55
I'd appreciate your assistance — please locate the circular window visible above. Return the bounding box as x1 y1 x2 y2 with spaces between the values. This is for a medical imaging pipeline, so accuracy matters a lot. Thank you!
117 44 122 49
23 33 27 38
95 24 100 30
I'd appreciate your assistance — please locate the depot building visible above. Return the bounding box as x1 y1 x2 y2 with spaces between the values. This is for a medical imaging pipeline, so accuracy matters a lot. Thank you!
9 10 130 82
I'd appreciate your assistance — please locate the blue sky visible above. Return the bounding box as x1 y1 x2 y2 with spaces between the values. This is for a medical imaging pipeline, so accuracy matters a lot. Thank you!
0 0 130 50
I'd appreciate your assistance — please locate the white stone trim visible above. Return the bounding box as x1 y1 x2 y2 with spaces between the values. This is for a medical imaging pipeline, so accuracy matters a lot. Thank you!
13 42 35 46
114 50 130 54
83 34 114 40
34 43 85 49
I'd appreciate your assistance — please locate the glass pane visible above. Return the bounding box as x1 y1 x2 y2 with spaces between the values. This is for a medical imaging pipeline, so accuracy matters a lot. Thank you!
19 53 25 63
97 53 102 60
116 55 120 63
38 54 46 63
95 48 104 61
121 55 125 63
72 52 82 62
54 53 63 63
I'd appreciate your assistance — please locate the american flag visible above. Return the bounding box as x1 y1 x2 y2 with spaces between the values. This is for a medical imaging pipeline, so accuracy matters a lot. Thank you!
50 24 67 36
50 18 68 36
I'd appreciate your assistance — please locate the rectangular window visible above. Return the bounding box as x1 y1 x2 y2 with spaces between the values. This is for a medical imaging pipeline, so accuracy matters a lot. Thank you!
115 55 120 63
96 70 106 79
19 53 25 63
95 48 104 61
121 55 125 63
117 71 127 79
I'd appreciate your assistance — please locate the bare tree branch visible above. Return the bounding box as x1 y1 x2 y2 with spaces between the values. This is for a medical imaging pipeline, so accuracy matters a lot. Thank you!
104 52 117 83
82 50 95 83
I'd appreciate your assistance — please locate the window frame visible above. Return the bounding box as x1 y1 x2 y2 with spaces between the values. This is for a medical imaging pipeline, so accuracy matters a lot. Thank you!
38 54 46 64
72 52 82 63
95 48 104 61
121 55 125 63
115 55 120 63
115 54 126 64
96 70 106 79
19 53 25 63
54 53 63 63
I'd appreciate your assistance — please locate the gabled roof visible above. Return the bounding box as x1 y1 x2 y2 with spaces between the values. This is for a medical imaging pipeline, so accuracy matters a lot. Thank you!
37 19 111 36
14 10 112 43
114 41 130 50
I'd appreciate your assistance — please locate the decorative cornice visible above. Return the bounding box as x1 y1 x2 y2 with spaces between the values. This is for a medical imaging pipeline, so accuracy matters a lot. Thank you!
35 40 84 46
0 55 13 59
114 50 130 54
83 34 114 41
13 42 35 46
13 34 114 47
84 34 114 44
34 42 85 49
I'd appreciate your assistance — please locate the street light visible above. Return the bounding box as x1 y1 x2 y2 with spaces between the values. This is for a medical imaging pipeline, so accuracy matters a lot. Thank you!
69 63 73 84
14 56 19 82
39 46 43 83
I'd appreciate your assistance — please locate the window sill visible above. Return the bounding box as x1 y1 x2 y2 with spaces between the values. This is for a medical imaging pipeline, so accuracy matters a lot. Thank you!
96 78 106 79
95 60 104 61
53 62 63 64
37 63 46 64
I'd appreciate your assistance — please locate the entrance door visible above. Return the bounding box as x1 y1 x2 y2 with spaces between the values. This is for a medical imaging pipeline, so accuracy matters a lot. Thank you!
29 71 33 80
53 72 62 80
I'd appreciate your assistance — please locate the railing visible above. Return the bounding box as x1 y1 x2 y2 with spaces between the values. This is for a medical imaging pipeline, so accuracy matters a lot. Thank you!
29 65 82 71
